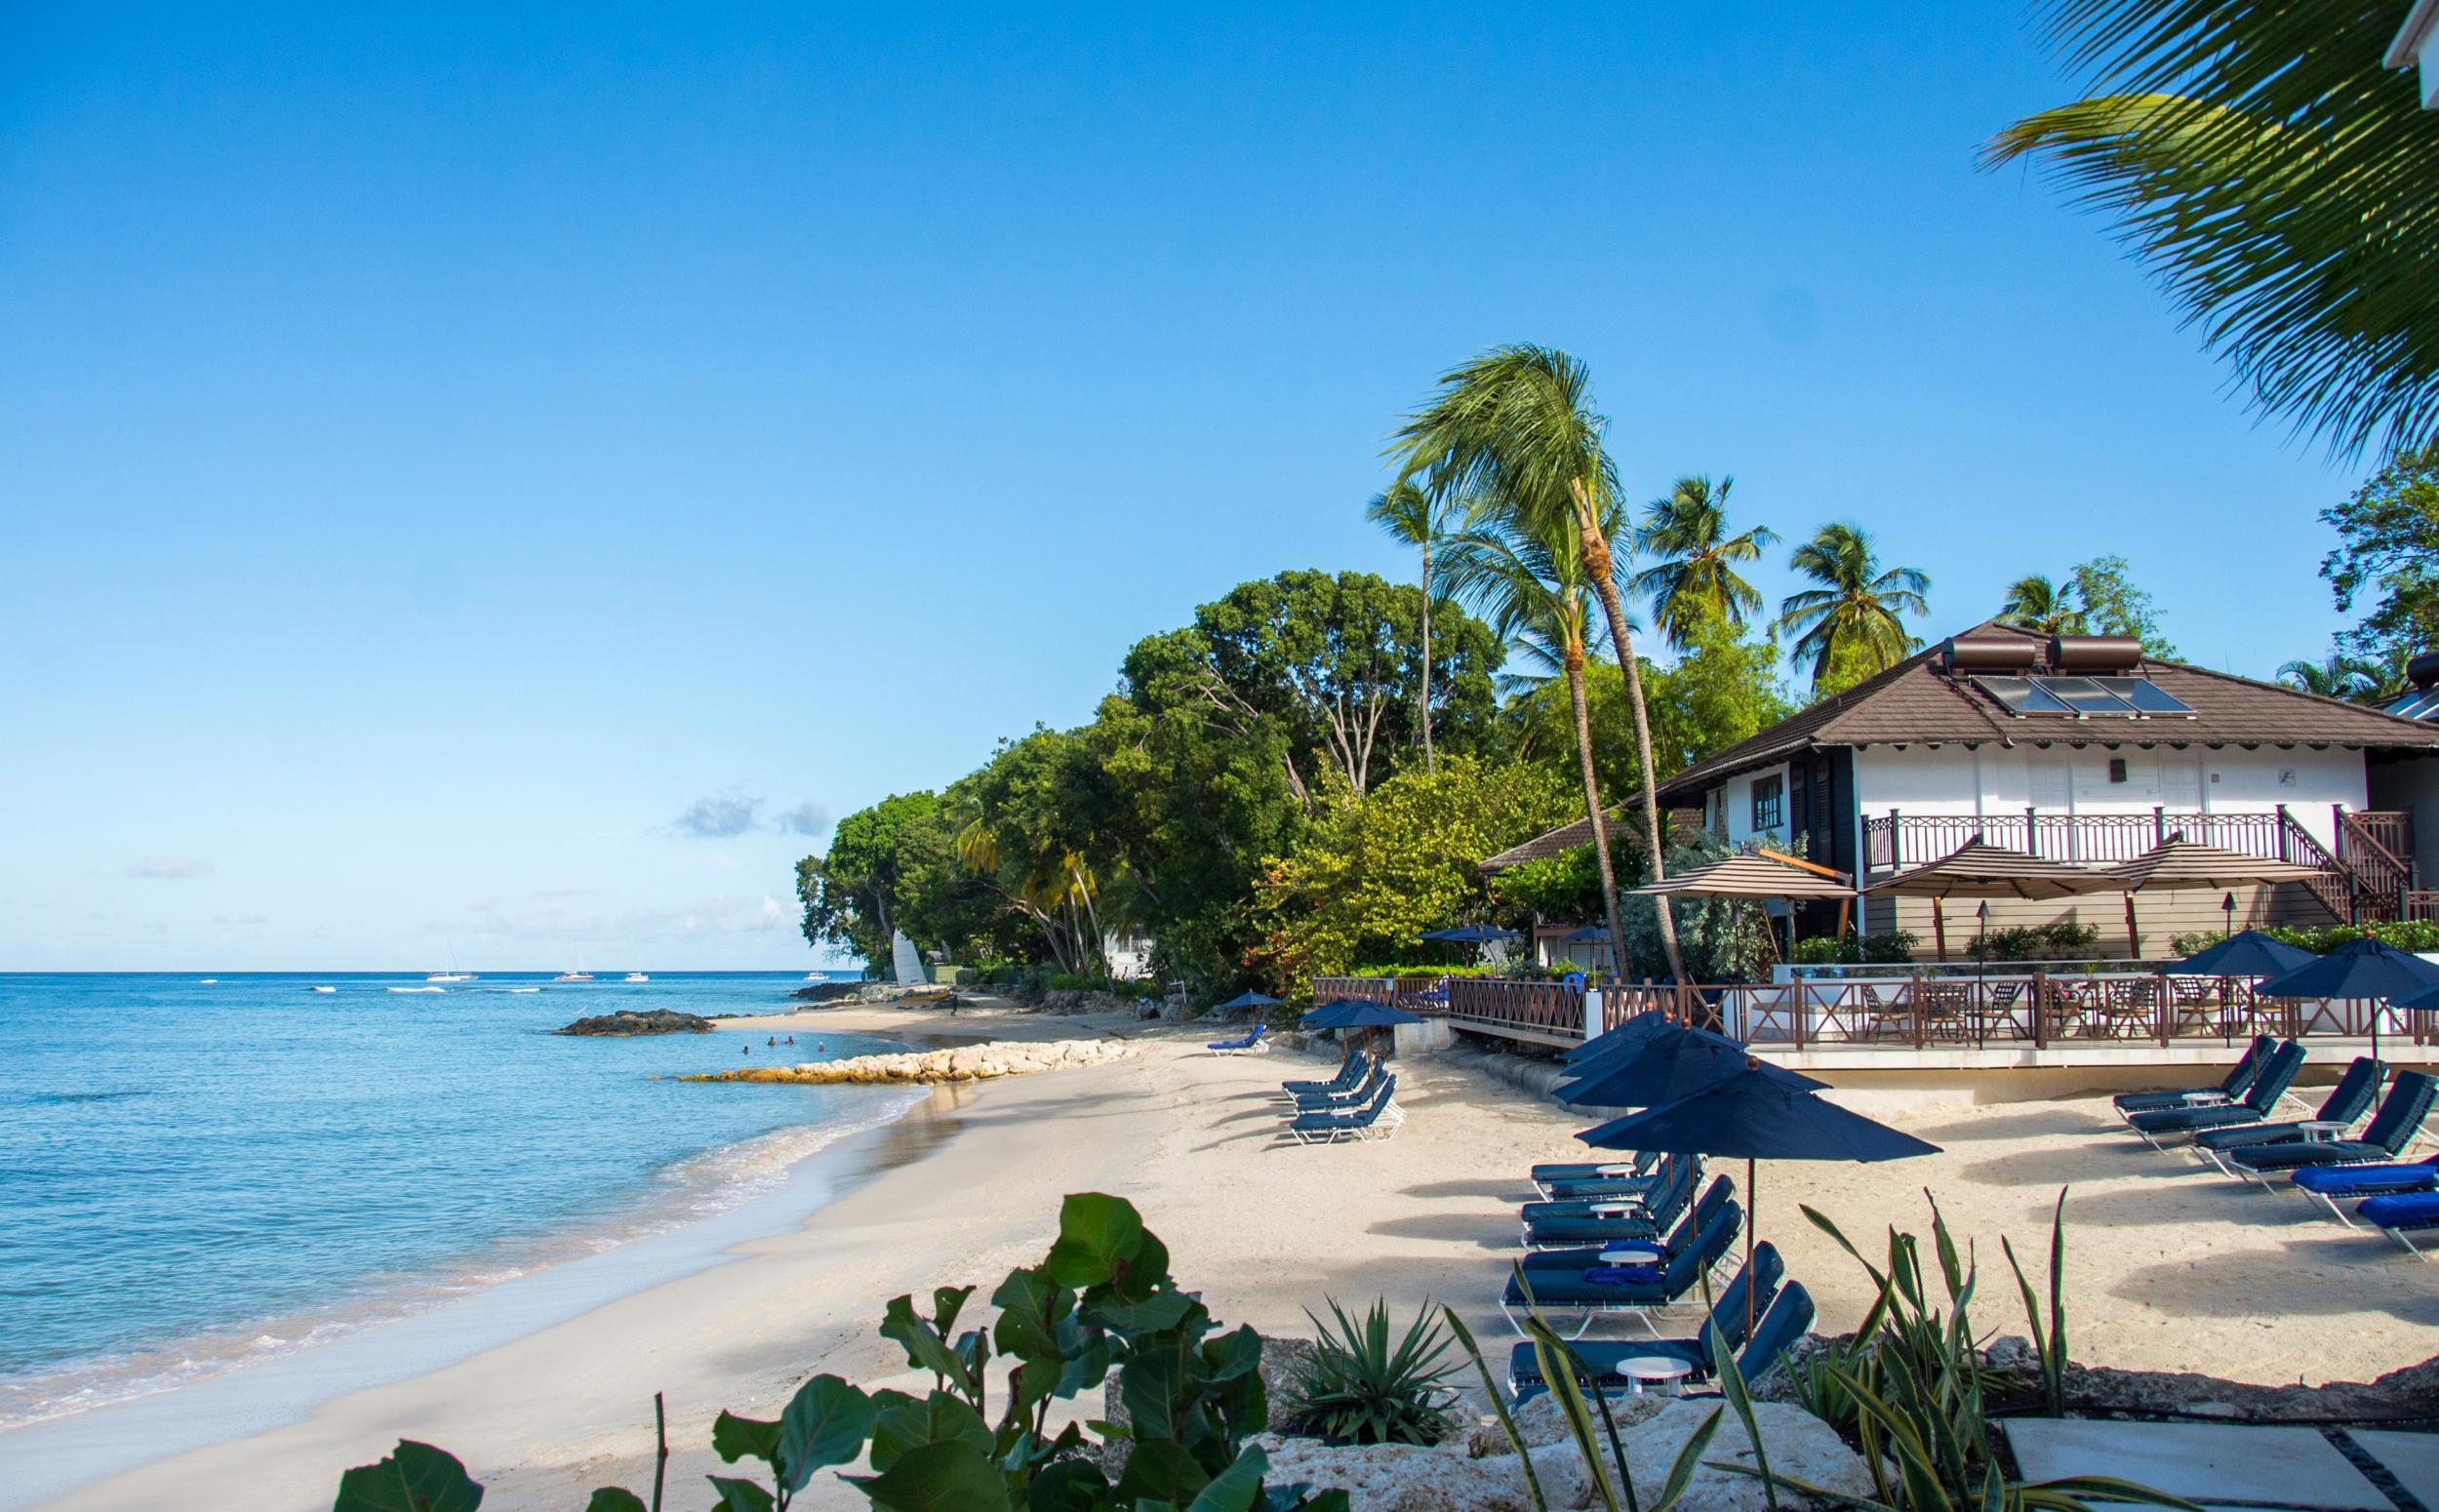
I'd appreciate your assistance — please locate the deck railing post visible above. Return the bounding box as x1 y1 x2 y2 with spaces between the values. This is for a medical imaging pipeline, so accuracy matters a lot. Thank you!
2153 806 2166 844
1912 969 1926 1051
2276 804 2292 862
1890 808 1902 867
1582 984 1601 1043
2025 806 2038 856
2032 969 2048 1049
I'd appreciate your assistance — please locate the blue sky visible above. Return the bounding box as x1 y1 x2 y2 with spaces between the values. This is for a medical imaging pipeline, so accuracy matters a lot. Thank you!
0 3 2375 970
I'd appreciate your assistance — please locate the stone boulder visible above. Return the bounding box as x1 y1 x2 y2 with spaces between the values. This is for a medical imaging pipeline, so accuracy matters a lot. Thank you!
555 1009 713 1037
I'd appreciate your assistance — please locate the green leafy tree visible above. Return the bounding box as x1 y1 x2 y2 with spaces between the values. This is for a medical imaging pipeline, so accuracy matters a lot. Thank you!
1646 616 1792 776
1249 756 1576 998
2277 652 2382 702
1439 505 1638 973
797 793 944 973
2322 442 2439 663
2067 555 2176 657
1393 345 1691 981
1633 474 1778 650
1988 1 2439 459
1366 481 1448 773
951 729 1130 975
1776 521 1931 696
1998 574 2087 636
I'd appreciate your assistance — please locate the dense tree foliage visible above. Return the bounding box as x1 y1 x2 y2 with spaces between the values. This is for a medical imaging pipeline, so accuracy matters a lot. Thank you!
1777 521 1931 696
2321 443 2439 667
1247 757 1577 999
1997 556 2174 656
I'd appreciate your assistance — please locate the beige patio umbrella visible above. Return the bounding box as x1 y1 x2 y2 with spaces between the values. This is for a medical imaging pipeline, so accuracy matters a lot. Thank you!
1627 848 1856 956
1863 838 2117 960
2102 839 2325 957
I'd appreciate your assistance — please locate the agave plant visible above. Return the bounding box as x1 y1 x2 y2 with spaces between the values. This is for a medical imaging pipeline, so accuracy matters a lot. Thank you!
1291 1297 1461 1447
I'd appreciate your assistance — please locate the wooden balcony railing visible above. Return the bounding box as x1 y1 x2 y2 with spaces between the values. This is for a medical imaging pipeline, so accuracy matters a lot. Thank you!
1312 971 2432 1052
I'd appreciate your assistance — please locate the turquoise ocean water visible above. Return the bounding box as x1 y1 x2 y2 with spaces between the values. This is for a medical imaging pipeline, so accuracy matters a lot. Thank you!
0 971 901 1427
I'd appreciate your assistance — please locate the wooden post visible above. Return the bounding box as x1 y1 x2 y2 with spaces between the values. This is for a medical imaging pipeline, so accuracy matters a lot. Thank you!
2276 804 2291 862
2123 893 2141 960
1913 969 1927 1050
2153 806 2166 844
1932 896 1949 962
2033 969 2048 1049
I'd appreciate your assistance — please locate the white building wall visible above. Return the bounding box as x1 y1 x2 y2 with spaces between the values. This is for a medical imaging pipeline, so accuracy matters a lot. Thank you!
1721 761 1792 849
1851 744 2365 852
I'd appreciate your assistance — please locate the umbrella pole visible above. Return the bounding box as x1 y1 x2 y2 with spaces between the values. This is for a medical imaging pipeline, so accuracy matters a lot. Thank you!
2124 894 2140 960
1933 897 1948 962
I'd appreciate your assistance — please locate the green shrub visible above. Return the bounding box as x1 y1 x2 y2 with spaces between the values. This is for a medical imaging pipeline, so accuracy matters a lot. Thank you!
1790 931 1919 966
1288 1298 1458 1448
333 1195 1349 1512
1965 920 2101 962
2172 919 2439 957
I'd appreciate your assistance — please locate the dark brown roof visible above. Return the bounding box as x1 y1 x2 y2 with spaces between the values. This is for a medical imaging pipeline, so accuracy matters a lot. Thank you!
1655 621 2439 805
1477 804 1704 873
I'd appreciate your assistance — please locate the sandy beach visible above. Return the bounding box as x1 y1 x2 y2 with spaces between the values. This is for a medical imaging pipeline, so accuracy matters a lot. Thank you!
23 998 2439 1511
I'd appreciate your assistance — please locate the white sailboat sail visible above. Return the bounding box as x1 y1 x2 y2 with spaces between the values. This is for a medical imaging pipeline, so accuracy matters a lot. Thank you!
890 930 927 987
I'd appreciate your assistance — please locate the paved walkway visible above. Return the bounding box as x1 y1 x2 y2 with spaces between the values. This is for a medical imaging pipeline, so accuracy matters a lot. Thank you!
2004 1419 2439 1512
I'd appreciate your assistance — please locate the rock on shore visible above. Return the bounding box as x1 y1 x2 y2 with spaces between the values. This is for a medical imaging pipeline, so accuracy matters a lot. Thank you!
556 1009 714 1037
681 1038 1130 1085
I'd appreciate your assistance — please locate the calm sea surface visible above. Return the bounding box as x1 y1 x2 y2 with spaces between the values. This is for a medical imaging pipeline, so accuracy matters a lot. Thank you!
0 971 902 1427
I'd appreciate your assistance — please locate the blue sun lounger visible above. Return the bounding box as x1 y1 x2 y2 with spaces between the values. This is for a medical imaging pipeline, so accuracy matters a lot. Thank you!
2191 1057 2383 1174
1292 1060 1386 1112
1500 1201 1741 1337
1281 1051 1367 1100
1506 1242 1785 1402
1530 1149 1661 1198
1539 1159 1691 1203
2114 1035 2273 1118
2225 1071 2438 1184
1523 1162 1704 1249
1206 1023 1266 1054
1286 1074 1401 1144
2126 1040 2303 1147
2358 1191 2439 1258
2292 1156 2439 1223
1520 1158 1702 1227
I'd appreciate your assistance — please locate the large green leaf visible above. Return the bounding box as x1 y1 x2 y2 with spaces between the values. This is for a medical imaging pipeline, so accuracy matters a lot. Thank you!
990 1265 1069 1362
778 1374 876 1492
1024 1457 1109 1512
882 1295 979 1396
1119 1342 1190 1442
1184 1447 1268 1512
710 1411 782 1470
704 1476 777 1512
856 1439 1015 1512
333 1441 485 1512
582 1492 647 1512
1044 1193 1146 1288
1114 1439 1211 1505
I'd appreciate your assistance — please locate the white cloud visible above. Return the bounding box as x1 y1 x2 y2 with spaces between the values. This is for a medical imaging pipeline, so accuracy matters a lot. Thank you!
128 858 215 880
670 795 761 839
774 802 830 838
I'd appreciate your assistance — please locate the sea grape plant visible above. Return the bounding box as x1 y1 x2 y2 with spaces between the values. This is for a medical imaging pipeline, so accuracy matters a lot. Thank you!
333 1193 1349 1512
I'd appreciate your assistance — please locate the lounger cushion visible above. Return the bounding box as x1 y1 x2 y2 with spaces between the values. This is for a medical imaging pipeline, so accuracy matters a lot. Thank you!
2358 1191 2439 1232
2126 1103 2266 1134
2293 1161 2439 1197
2230 1139 2390 1174
2193 1120 2314 1152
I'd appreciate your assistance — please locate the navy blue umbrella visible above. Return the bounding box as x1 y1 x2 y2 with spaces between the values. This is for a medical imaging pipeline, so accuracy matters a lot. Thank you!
1555 924 1609 942
1299 998 1366 1029
2253 937 2439 1055
2166 930 2317 978
1419 924 1520 944
1560 1008 1673 1065
1579 1062 1941 1329
1556 1033 1826 1109
1331 1001 1425 1028
1215 990 1282 1012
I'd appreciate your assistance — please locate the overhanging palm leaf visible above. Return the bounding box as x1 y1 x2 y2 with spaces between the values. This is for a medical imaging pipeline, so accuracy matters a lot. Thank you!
1776 522 1931 693
1988 2 2439 458
1999 575 2087 637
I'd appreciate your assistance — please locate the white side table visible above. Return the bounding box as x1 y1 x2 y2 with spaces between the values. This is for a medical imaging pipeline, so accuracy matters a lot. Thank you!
1618 1356 1695 1396
2298 1120 2348 1142
1597 1244 1661 1265
2178 1090 2231 1105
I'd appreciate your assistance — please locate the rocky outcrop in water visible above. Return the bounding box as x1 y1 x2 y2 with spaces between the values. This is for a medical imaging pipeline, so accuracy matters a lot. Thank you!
682 1038 1130 1085
556 1009 714 1037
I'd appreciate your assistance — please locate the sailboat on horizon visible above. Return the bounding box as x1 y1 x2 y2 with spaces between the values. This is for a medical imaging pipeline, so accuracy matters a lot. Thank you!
427 935 476 983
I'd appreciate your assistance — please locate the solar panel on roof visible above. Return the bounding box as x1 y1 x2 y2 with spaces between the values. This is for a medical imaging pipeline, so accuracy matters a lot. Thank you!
2091 677 2195 716
1973 675 2074 716
2034 675 2140 716
2388 689 2439 721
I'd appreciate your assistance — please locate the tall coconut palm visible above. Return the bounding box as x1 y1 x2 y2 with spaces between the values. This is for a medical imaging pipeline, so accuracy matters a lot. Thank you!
1987 2 2439 459
1391 345 1687 981
1440 506 1633 974
1998 574 2088 636
1367 480 1443 772
1632 475 1778 650
1777 523 1932 695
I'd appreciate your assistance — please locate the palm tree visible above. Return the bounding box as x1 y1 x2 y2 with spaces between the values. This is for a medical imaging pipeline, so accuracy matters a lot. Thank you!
1367 481 1443 772
1986 3 2439 459
1998 574 2087 636
1632 475 1778 649
2277 654 2379 703
1776 523 1932 695
1440 506 1632 975
1392 345 1687 982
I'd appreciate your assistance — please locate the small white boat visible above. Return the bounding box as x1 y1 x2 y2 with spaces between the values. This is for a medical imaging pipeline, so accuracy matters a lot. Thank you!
426 973 474 983
198 977 218 984
388 985 444 994
554 972 594 983
623 973 650 983
509 986 541 994
311 985 337 994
